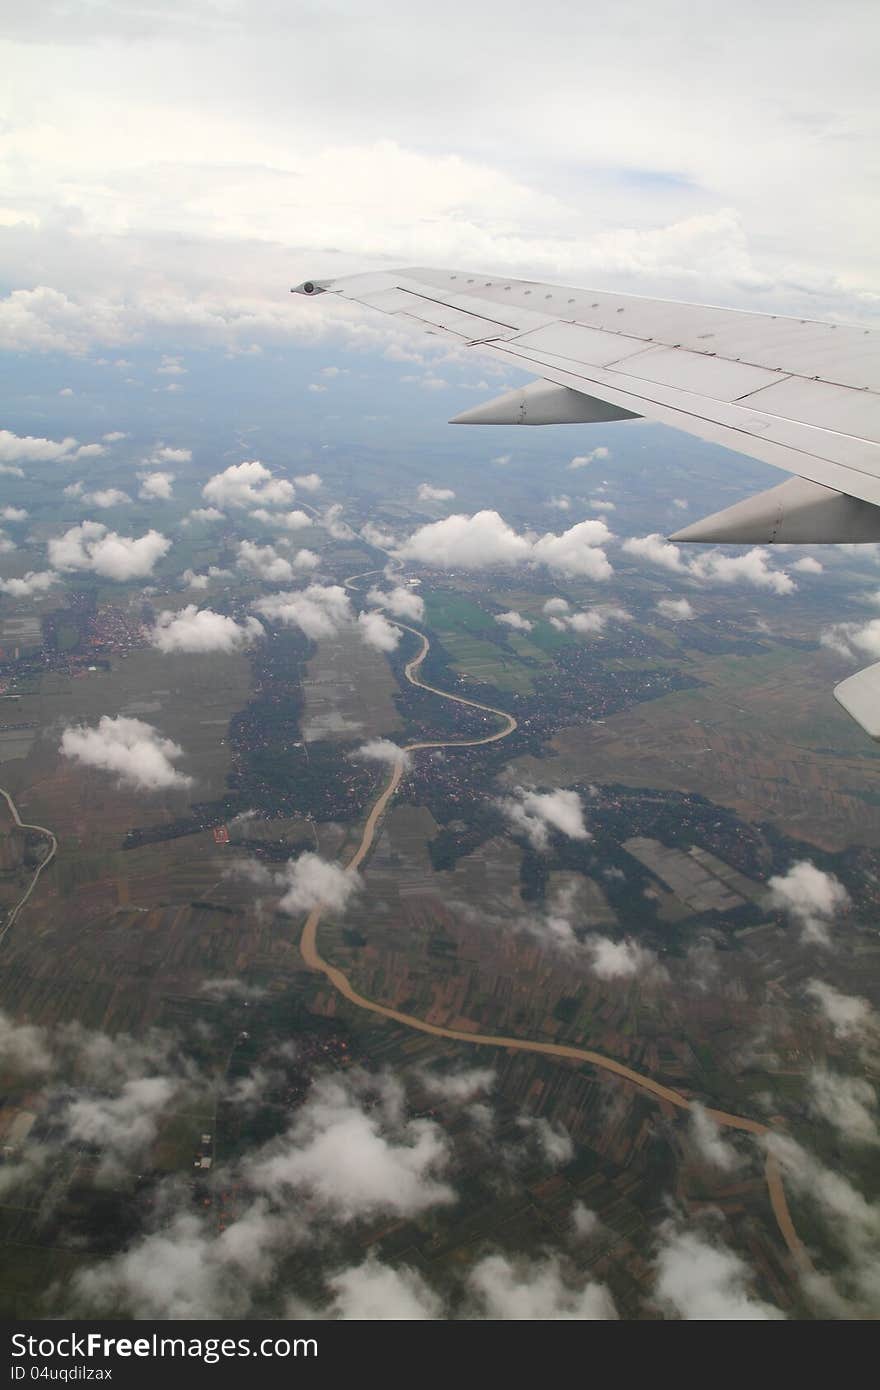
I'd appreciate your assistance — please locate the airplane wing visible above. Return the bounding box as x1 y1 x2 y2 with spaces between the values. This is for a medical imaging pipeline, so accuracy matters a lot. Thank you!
292 267 880 736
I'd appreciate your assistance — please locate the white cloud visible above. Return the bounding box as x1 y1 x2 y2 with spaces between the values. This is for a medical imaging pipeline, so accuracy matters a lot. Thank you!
324 1258 442 1320
673 498 689 510
83 488 131 508
307 382 327 393
768 860 849 946
247 1071 453 1221
624 533 795 594
688 1103 742 1171
466 1254 616 1320
806 980 877 1045
253 584 352 640
150 606 263 653
366 584 424 622
156 355 186 376
138 470 174 500
236 539 295 583
689 547 796 595
568 447 610 470
63 481 83 497
495 609 532 632
266 509 313 531
64 1076 179 1180
793 555 823 574
418 483 455 502
353 738 411 770
809 1068 879 1147
0 428 80 463
360 522 398 550
0 532 16 555
653 1225 783 1319
555 604 632 638
102 431 127 443
584 935 663 981
60 715 192 791
517 1115 574 1167
821 618 880 661
623 532 686 572
543 597 570 615
357 609 402 651
498 786 589 851
0 506 28 522
293 472 322 491
48 522 171 579
203 460 294 510
0 569 58 597
275 852 361 915
189 506 224 523
395 510 612 579
548 495 570 510
418 1067 495 1104
657 597 695 620
590 498 616 511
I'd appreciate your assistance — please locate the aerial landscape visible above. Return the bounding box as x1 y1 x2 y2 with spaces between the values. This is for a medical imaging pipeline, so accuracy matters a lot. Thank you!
0 0 878 1325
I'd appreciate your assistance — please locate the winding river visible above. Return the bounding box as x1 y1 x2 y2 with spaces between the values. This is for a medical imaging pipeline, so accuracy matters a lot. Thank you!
300 574 811 1277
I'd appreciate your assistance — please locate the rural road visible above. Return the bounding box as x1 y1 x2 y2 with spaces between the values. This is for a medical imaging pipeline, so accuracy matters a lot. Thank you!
0 786 57 945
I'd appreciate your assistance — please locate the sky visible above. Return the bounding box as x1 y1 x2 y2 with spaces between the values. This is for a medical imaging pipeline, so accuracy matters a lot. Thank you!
1 0 879 367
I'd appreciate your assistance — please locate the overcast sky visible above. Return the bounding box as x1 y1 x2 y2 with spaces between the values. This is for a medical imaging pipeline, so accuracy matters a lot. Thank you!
1 0 878 359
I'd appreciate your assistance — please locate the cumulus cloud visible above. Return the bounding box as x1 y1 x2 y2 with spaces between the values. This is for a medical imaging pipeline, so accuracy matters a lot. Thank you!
793 555 823 574
1 506 27 522
466 1254 615 1319
203 460 294 510
0 428 80 464
821 618 880 661
366 584 425 622
189 507 224 523
418 483 455 502
253 584 352 640
543 597 570 615
765 1133 880 1317
622 532 686 572
48 522 171 580
247 1071 453 1221
236 540 296 583
60 715 192 791
352 739 412 771
624 532 795 594
652 1225 783 1319
584 934 663 981
395 509 612 579
64 1077 179 1181
498 786 589 851
275 852 361 915
360 522 398 550
323 1258 442 1320
568 447 610 470
809 1068 879 1147
138 470 174 500
293 472 322 491
150 606 263 653
418 1067 495 1104
806 979 877 1046
517 1115 574 1167
83 488 131 508
262 509 313 531
548 495 570 510
0 570 58 597
553 604 632 638
495 609 532 632
357 609 402 651
657 597 696 620
768 860 850 946
688 1103 742 1171
689 547 796 595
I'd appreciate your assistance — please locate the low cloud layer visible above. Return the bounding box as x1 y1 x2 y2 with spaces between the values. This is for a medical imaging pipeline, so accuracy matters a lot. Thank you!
60 715 192 791
202 460 295 511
